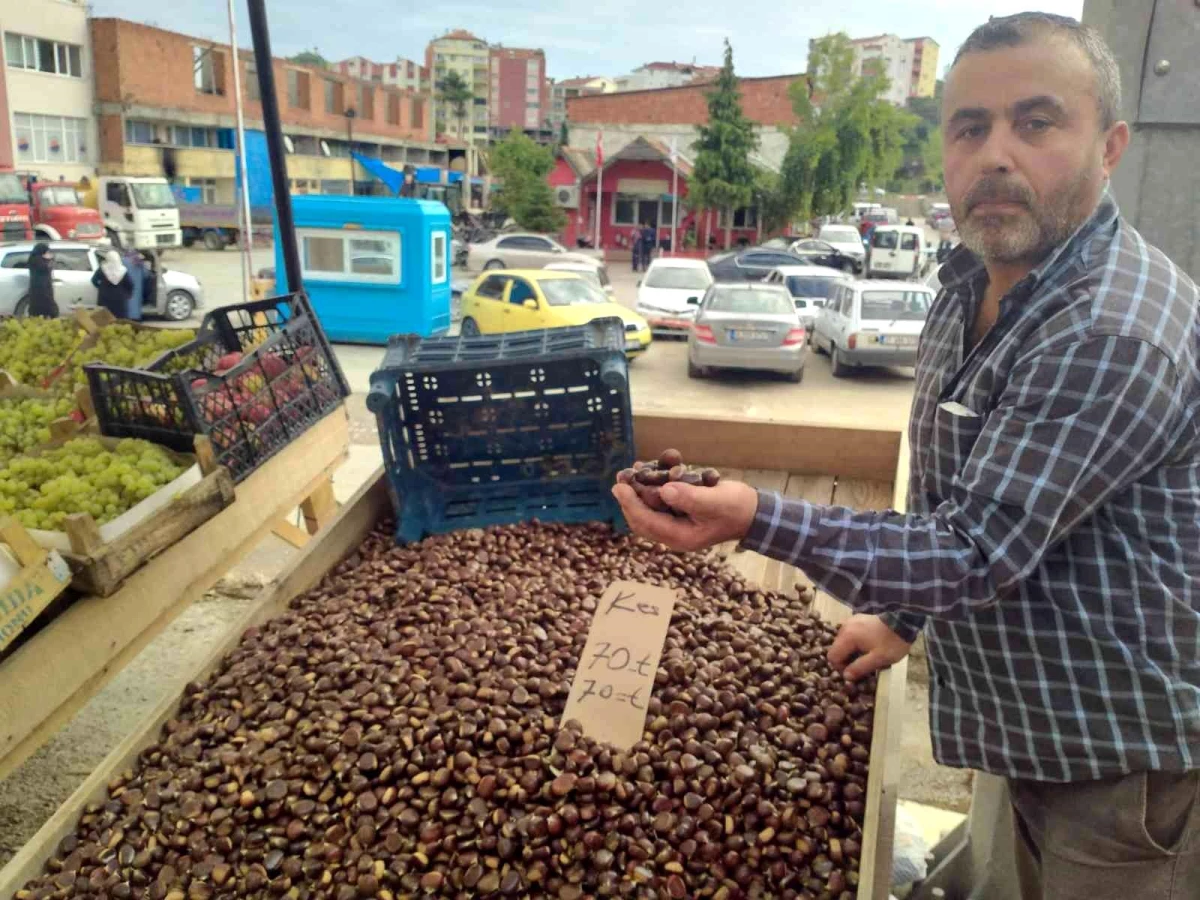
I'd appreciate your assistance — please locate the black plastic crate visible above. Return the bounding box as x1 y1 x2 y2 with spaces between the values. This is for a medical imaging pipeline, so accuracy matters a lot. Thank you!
367 318 634 542
85 292 350 481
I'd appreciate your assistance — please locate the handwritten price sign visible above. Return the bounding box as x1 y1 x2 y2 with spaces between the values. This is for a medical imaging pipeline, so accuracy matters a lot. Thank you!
560 580 678 750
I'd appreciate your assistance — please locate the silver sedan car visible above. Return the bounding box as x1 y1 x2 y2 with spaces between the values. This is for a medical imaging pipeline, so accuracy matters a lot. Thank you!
687 283 807 382
466 232 602 271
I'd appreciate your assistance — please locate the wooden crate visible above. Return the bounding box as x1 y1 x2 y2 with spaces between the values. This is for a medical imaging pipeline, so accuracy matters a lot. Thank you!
0 413 908 900
0 519 73 655
0 407 350 784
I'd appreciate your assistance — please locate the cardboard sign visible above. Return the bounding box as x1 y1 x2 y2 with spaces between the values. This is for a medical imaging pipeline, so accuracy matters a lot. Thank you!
560 580 678 751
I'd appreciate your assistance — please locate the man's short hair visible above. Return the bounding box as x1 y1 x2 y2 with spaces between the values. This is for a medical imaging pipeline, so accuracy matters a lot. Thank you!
953 13 1122 130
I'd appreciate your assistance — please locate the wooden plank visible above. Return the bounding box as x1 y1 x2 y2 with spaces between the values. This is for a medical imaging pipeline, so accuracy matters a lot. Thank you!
0 520 72 655
0 472 390 898
736 470 788 589
300 476 338 535
831 477 896 513
633 411 901 481
272 517 312 549
0 408 349 783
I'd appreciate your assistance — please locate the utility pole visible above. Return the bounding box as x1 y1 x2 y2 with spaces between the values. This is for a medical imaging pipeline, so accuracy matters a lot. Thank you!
344 107 358 196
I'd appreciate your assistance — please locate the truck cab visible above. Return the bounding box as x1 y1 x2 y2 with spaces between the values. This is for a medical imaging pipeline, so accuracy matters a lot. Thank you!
0 172 33 243
28 182 104 242
93 176 182 251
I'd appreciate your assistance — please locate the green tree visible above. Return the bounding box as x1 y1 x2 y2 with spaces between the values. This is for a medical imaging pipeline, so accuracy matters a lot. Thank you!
921 127 944 191
438 71 474 141
289 49 329 68
688 40 759 248
489 129 566 232
768 34 915 227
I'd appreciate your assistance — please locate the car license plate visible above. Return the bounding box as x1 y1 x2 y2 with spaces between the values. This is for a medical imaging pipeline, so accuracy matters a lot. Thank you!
880 335 917 347
729 329 770 341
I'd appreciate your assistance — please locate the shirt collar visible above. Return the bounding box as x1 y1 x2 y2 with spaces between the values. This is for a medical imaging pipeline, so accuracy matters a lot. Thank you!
936 190 1120 295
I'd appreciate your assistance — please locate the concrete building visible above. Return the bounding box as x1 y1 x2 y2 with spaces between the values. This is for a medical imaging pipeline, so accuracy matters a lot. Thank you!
2 0 98 182
563 75 803 249
335 56 426 93
488 46 549 141
425 29 490 144
843 34 940 105
90 18 442 203
614 62 719 93
548 76 616 137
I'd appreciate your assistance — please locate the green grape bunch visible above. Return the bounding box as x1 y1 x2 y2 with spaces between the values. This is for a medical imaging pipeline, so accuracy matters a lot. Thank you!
0 395 77 465
0 437 187 531
0 318 79 386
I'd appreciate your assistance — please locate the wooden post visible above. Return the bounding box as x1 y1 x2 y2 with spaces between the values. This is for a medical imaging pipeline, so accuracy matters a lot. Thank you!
192 435 217 476
64 513 104 558
300 476 337 535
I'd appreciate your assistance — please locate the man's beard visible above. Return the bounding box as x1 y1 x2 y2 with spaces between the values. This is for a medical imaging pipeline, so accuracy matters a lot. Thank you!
952 171 1092 265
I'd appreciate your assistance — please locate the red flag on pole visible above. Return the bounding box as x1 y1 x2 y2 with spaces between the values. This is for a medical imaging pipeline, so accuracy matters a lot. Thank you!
596 131 604 166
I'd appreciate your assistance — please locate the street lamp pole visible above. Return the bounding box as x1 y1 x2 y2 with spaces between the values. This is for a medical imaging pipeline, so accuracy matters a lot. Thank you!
344 107 357 196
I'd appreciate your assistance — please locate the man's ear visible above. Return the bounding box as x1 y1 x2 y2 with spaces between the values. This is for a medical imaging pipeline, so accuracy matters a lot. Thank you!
1102 121 1131 178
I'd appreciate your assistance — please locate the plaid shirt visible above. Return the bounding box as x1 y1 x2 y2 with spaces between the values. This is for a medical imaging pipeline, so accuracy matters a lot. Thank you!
744 193 1200 781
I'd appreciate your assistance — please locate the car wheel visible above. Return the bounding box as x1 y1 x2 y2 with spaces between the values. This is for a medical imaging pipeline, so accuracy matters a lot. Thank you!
483 259 504 270
830 346 849 378
163 289 194 321
787 365 805 384
203 230 226 252
460 317 481 337
812 335 826 355
13 295 31 318
687 357 706 379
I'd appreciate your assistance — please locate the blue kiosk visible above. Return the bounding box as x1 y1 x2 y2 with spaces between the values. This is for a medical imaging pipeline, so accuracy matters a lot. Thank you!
275 194 452 344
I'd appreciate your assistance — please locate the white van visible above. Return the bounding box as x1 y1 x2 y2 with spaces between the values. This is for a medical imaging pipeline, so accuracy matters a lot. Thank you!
866 225 924 280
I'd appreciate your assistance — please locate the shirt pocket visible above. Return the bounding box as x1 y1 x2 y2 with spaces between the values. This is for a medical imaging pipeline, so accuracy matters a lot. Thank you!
923 400 986 500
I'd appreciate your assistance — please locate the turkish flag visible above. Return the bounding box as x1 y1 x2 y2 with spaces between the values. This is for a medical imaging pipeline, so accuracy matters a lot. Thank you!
596 131 604 167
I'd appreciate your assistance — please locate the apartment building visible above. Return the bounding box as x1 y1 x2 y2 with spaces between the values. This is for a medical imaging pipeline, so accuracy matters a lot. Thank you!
1 0 98 182
613 62 719 93
844 34 940 105
90 18 441 202
335 56 426 93
425 30 490 144
907 37 940 99
548 76 616 137
489 46 549 141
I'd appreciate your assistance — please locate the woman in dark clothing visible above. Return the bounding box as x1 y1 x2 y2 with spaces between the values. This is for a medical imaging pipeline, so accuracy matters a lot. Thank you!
91 250 134 318
25 243 59 318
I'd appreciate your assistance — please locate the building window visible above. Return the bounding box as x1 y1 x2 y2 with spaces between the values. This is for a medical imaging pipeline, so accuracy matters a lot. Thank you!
359 85 375 120
287 70 310 109
386 93 401 126
124 120 157 145
612 193 667 228
245 60 261 102
300 228 401 284
324 79 341 114
412 97 425 129
5 33 83 77
188 177 218 204
718 207 759 229
14 113 88 163
193 46 226 95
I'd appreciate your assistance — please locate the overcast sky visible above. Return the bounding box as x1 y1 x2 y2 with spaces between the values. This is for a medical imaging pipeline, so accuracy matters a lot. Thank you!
91 0 1085 80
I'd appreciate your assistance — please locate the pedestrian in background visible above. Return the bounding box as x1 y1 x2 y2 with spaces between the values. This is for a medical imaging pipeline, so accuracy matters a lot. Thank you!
641 222 657 267
122 248 145 321
25 243 58 319
629 225 642 272
92 251 133 318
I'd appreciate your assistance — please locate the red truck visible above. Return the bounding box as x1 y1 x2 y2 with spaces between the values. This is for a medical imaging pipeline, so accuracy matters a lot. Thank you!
25 179 104 242
0 171 33 243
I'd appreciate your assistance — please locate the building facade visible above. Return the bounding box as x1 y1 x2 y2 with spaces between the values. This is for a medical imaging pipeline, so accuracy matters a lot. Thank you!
335 56 426 93
425 30 490 144
90 18 441 203
488 46 549 140
2 0 98 182
614 62 719 93
548 76 616 137
907 37 939 99
844 34 940 105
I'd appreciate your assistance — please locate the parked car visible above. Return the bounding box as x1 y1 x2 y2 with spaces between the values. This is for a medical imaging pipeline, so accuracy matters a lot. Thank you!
758 236 802 251
458 269 651 358
858 208 898 236
0 240 202 320
707 248 807 282
687 282 807 382
811 280 934 377
635 258 714 336
466 233 601 271
815 224 867 271
865 225 925 280
787 237 858 273
762 265 849 336
544 260 615 298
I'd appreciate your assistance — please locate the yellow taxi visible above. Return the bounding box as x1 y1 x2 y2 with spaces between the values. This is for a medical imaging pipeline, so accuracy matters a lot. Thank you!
459 269 652 357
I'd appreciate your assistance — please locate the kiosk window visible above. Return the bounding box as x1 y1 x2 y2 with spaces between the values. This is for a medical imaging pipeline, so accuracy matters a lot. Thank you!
431 231 447 284
299 228 401 284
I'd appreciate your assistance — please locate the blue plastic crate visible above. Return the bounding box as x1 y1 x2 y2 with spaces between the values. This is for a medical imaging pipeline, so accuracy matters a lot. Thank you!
367 318 634 542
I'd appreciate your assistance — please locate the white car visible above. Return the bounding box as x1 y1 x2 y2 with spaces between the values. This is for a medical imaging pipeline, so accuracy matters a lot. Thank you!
0 241 203 320
815 224 866 271
812 279 934 377
761 265 848 336
544 260 614 298
866 225 925 280
635 258 714 336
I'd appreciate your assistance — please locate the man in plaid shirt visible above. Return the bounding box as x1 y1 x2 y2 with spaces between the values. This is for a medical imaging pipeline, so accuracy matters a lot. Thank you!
614 13 1199 898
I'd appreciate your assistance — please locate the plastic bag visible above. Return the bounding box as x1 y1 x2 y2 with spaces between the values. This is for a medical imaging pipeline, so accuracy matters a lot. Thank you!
892 804 930 887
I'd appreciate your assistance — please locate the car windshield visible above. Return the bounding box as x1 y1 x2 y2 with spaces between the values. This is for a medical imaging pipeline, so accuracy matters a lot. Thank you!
0 174 26 204
645 266 711 289
40 186 80 207
785 276 840 299
130 182 177 209
820 227 860 244
860 290 931 322
540 278 608 307
872 231 900 249
706 288 794 316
